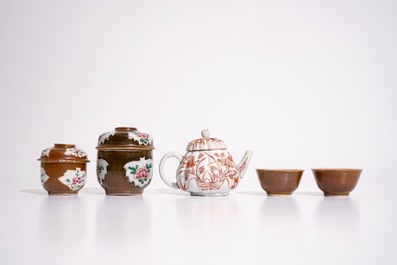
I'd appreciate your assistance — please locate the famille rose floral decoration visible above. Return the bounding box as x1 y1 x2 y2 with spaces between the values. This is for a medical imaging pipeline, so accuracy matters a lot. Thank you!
98 129 153 146
128 131 153 146
64 148 87 158
96 127 155 196
159 129 253 196
38 144 89 195
58 168 86 191
124 157 153 188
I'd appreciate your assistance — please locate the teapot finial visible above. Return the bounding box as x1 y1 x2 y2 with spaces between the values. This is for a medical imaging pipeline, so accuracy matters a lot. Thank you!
201 129 210 139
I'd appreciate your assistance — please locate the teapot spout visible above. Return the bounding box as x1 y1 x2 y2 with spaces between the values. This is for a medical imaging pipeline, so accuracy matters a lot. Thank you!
237 150 253 179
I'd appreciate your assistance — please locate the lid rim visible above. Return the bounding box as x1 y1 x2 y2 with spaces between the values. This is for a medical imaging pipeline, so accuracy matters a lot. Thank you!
96 145 155 151
186 147 227 151
38 158 90 163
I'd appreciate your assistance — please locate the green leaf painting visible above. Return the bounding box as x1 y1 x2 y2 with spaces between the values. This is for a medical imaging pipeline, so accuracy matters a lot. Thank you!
146 163 152 173
128 165 139 174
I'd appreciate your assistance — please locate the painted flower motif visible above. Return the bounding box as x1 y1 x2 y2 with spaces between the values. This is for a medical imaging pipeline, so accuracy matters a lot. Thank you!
71 175 84 186
75 149 87 157
177 151 240 192
124 157 153 187
128 132 153 146
58 168 86 191
137 133 148 138
217 155 235 167
135 167 149 179
186 157 196 168
65 148 87 158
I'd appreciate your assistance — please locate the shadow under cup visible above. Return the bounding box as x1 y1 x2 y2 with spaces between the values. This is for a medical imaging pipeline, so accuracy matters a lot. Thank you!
256 169 304 196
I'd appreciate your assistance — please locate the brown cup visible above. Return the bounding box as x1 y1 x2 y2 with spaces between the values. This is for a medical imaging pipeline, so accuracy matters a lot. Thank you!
38 144 90 195
96 127 155 196
256 169 304 196
311 168 362 196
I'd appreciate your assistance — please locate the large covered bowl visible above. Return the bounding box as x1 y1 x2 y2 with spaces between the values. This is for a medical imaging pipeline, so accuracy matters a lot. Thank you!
96 127 154 195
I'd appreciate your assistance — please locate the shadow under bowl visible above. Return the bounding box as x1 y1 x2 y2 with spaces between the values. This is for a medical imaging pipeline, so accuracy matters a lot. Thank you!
311 168 362 196
256 169 304 196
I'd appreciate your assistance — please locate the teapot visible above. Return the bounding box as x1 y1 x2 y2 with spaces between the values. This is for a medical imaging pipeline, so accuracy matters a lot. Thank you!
159 129 253 196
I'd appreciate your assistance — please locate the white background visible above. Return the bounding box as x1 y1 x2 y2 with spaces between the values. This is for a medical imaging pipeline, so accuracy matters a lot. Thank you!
1 0 396 264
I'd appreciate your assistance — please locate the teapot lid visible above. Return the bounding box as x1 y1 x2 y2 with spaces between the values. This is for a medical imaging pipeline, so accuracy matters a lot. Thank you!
96 127 155 151
186 130 227 151
38 143 90 163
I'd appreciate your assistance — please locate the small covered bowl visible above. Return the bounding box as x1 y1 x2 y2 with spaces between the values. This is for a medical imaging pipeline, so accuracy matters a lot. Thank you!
38 143 90 195
96 127 155 195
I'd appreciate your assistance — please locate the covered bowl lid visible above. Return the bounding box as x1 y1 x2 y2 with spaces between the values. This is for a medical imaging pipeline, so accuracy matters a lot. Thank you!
186 129 227 151
96 127 155 151
38 143 90 163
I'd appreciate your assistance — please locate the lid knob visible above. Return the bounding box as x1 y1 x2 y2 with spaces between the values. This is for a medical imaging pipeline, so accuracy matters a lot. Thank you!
186 129 226 151
201 129 210 139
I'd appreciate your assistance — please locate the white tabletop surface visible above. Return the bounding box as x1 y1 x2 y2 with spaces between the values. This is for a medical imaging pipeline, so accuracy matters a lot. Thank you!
1 0 397 264
2 176 395 265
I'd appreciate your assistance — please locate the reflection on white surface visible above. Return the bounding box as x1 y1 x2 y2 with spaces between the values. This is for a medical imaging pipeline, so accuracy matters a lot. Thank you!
39 196 87 240
314 197 360 233
174 196 240 242
94 195 153 253
259 196 301 224
38 196 87 263
148 188 187 196
20 189 48 196
0 188 396 265
258 196 302 238
306 197 362 264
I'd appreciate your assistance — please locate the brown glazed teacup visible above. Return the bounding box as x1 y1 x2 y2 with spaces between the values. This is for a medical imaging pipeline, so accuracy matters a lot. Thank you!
256 169 304 196
311 168 362 196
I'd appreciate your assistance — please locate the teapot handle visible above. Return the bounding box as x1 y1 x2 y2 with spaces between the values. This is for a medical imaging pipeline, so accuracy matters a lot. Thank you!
159 151 182 189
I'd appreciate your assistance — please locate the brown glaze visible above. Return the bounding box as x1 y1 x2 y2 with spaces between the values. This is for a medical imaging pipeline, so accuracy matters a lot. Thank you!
96 127 155 196
97 150 153 195
38 143 89 195
256 169 304 196
312 168 362 196
41 162 87 195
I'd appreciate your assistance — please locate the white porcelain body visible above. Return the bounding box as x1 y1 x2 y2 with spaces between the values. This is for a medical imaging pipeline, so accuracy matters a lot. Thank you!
159 150 253 196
